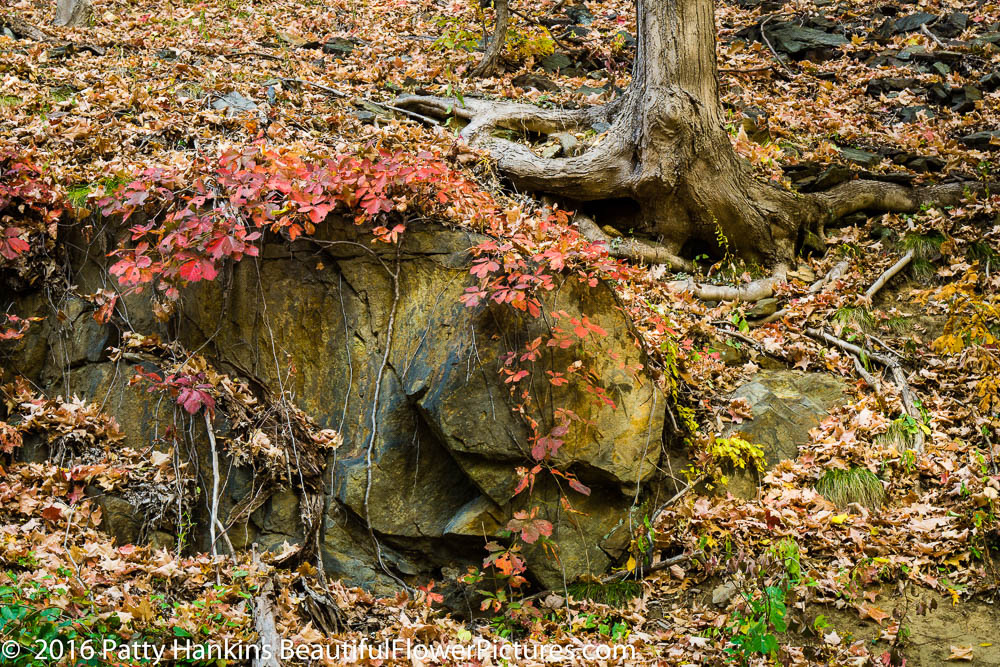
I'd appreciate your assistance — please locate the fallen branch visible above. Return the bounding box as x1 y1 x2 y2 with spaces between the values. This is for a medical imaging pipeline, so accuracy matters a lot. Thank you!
759 16 795 77
865 251 913 301
252 575 282 667
806 328 924 451
920 23 947 49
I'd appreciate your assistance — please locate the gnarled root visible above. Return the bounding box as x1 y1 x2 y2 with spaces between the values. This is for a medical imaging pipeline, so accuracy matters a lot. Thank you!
667 272 785 302
574 215 694 272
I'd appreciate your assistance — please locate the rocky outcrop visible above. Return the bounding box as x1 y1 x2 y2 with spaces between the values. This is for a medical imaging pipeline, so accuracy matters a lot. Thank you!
723 370 848 499
4 218 667 591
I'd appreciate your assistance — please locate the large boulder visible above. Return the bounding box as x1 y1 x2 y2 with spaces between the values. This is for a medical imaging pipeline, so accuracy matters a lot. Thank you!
7 218 668 590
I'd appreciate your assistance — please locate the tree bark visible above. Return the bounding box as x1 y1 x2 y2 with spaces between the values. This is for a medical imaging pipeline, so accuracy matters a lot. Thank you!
473 0 510 77
398 0 991 269
54 0 91 27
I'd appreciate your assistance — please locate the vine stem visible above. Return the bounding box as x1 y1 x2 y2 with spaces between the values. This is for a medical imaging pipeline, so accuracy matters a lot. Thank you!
362 247 411 591
205 410 220 560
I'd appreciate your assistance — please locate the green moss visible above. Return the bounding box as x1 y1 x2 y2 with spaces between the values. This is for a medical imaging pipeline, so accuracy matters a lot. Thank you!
567 580 642 607
815 467 884 509
0 95 21 108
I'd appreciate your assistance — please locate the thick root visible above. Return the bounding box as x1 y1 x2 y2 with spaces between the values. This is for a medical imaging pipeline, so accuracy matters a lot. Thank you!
395 95 611 139
813 179 996 221
667 272 786 302
574 215 694 272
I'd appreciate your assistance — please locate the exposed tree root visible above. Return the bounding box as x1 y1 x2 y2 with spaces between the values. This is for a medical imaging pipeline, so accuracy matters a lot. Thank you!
667 272 785 302
815 179 995 221
574 215 693 272
397 90 993 272
810 261 850 294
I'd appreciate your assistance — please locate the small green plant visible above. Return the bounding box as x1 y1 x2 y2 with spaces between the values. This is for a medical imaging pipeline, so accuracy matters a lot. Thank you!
0 573 130 666
815 466 885 509
876 413 929 452
723 538 806 664
709 435 766 474
432 16 479 52
725 584 787 663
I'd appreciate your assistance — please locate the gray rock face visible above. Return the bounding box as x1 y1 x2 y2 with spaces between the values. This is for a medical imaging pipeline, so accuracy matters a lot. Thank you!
10 219 667 591
723 370 848 499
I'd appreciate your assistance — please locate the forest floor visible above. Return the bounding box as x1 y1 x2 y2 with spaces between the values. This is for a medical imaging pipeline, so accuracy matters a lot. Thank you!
2 0 1000 664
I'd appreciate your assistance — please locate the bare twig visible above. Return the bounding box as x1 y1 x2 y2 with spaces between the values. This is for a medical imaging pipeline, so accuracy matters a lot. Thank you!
759 16 795 77
650 474 706 526
920 24 947 49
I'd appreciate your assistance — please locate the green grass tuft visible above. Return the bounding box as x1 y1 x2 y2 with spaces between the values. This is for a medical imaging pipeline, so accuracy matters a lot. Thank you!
833 305 875 332
567 580 642 607
968 241 997 273
902 231 946 260
875 416 919 452
815 467 884 510
66 184 93 209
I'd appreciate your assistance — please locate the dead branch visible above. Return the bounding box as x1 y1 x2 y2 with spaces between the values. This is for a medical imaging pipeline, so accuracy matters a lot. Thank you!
252 576 283 667
650 474 706 526
865 251 913 301
806 328 924 451
3 16 60 42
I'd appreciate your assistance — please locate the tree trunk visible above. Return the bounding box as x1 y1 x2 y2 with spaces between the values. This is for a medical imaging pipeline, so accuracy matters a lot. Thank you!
606 0 805 265
473 0 509 77
54 0 91 27
397 0 990 269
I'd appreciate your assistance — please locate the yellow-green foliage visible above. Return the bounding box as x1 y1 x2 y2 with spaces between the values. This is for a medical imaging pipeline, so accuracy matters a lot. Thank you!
506 26 554 60
709 435 766 472
815 467 884 509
